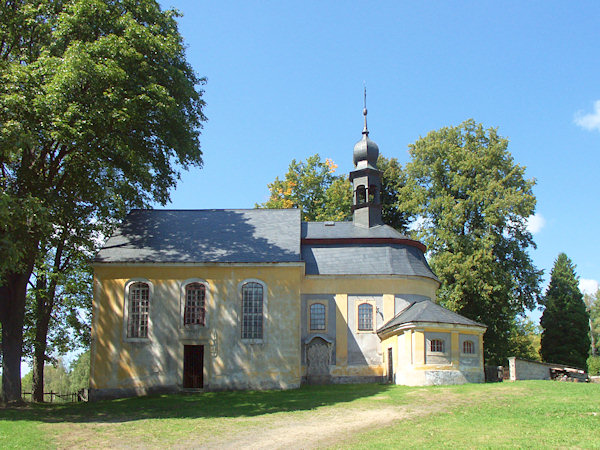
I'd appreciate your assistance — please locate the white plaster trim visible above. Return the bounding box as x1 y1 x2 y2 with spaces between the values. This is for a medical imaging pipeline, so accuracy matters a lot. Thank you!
122 278 154 343
94 261 305 268
179 278 210 329
238 278 267 345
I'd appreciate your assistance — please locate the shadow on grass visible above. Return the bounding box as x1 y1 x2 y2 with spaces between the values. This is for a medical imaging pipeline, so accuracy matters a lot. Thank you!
0 383 393 424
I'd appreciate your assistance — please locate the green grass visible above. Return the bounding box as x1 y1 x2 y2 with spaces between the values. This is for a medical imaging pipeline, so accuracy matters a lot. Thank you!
335 382 600 449
1 382 599 449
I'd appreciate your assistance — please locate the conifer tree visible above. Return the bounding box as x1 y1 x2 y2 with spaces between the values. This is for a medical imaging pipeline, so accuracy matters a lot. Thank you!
540 253 590 368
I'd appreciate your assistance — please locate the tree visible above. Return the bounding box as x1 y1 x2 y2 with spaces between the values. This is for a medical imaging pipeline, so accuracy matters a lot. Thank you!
540 254 591 368
68 351 90 393
508 316 541 361
259 154 410 232
0 0 206 403
398 120 542 364
22 211 97 402
583 289 599 356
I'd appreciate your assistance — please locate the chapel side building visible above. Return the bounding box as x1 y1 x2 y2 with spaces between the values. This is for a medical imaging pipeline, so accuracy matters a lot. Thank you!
90 111 486 400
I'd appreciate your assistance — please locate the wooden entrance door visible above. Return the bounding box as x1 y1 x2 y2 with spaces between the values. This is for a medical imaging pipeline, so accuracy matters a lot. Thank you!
183 345 204 388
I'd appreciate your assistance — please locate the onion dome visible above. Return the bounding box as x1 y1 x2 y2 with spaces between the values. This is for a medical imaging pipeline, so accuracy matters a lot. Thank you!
353 106 379 169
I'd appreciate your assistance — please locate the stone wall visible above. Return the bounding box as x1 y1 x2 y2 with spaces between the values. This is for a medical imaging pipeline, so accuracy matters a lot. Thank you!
508 357 554 380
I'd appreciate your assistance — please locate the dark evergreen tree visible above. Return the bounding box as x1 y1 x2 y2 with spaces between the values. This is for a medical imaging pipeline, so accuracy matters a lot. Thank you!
540 253 590 368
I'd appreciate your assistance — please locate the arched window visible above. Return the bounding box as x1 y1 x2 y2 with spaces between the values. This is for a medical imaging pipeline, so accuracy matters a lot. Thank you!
356 185 366 205
463 340 475 354
368 184 379 203
128 282 150 338
358 303 373 331
241 282 263 339
184 283 206 326
430 339 445 353
310 303 326 331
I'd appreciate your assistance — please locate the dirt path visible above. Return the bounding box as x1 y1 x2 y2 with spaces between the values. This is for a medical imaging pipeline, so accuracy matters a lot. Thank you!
46 387 509 449
195 405 411 450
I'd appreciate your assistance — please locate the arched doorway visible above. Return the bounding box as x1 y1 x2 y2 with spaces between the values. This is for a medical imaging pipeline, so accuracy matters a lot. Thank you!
306 336 332 384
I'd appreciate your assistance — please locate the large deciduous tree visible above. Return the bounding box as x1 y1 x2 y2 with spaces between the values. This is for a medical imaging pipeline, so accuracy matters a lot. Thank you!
259 154 410 232
540 254 590 368
398 119 542 364
0 0 206 403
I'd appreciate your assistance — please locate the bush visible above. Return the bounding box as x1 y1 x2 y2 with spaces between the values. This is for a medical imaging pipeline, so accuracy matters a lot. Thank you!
587 355 600 375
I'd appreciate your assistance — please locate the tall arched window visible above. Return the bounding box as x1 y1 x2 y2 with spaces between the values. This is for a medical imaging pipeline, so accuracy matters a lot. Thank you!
430 339 445 353
310 303 326 331
463 340 475 354
185 283 206 326
358 303 373 331
356 185 366 205
128 282 150 338
241 282 263 339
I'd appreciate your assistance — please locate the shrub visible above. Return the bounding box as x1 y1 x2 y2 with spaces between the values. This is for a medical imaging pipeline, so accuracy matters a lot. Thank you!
587 355 600 375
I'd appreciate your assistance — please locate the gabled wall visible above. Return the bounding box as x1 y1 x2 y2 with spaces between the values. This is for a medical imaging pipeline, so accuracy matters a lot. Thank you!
91 263 303 399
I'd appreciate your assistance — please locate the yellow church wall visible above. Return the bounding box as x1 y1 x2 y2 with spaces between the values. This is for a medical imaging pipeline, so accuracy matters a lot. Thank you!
387 323 486 386
91 263 304 397
300 275 439 381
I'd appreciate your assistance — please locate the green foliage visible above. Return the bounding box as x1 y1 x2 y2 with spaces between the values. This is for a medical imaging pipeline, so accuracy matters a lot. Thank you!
584 289 600 356
398 120 542 364
540 253 591 368
21 352 89 396
508 317 541 361
587 355 600 375
259 153 410 232
68 351 90 392
0 0 206 400
259 154 351 221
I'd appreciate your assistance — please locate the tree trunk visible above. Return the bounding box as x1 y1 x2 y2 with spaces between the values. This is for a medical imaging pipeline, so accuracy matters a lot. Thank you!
0 269 32 404
32 284 51 402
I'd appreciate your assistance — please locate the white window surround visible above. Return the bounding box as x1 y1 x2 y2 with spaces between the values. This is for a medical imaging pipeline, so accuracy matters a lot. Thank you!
123 278 154 342
180 278 210 328
238 278 267 344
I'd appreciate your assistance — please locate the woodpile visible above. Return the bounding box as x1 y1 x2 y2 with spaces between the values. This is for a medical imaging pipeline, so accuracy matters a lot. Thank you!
550 367 589 382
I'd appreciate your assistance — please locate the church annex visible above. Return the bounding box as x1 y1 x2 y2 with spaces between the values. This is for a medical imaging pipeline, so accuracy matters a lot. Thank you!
90 110 486 399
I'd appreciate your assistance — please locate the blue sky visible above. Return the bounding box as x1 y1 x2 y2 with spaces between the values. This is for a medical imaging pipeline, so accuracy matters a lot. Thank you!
156 1 600 315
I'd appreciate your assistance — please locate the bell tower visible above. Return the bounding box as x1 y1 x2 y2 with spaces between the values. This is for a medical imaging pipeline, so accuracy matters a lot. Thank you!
349 90 383 228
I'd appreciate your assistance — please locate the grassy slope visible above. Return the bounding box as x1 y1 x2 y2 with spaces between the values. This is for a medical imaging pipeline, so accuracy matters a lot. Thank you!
1 382 599 449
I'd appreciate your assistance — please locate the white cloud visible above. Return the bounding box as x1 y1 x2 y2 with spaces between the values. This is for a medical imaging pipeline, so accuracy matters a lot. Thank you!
580 278 599 296
526 213 546 234
574 100 600 132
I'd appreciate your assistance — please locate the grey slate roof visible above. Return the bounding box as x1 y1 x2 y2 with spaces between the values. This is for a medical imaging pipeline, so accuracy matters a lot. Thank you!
95 209 301 264
301 220 437 280
378 299 486 334
302 243 438 280
302 221 410 239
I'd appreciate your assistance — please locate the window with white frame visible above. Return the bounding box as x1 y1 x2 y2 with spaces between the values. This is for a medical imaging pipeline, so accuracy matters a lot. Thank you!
184 283 206 326
310 303 326 331
430 338 445 353
463 339 475 354
358 303 373 331
241 282 263 340
127 282 150 338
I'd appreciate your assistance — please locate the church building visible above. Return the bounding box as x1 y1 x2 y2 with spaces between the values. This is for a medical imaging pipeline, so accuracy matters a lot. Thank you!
90 109 486 399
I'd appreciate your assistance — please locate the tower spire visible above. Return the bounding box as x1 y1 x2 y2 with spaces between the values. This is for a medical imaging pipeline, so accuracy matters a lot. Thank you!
363 83 369 135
